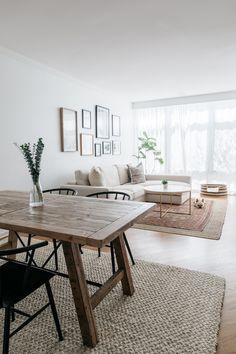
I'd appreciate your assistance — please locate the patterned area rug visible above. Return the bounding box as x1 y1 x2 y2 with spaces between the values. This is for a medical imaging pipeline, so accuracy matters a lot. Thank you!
134 199 227 240
0 247 225 354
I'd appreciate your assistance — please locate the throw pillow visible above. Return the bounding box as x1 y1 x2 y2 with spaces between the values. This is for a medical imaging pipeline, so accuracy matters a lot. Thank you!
100 166 120 187
128 163 146 184
88 167 106 186
75 169 90 185
115 164 130 184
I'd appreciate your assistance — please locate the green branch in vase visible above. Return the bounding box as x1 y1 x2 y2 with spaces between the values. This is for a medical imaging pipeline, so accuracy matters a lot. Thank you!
14 138 44 184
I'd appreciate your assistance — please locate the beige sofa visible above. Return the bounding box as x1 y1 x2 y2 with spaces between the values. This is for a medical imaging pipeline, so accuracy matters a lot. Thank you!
62 164 191 204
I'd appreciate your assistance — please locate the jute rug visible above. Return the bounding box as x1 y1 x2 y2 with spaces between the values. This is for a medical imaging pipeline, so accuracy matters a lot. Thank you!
0 247 225 354
133 199 227 240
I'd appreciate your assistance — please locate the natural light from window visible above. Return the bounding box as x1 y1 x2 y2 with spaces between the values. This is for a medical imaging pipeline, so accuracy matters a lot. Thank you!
133 99 236 192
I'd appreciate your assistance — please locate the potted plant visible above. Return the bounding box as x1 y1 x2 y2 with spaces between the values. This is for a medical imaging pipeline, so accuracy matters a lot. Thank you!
14 138 45 207
161 179 168 189
133 131 164 172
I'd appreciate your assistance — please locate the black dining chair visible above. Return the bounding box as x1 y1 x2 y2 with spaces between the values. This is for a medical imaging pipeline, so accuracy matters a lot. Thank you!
26 188 79 271
86 191 135 274
0 240 63 354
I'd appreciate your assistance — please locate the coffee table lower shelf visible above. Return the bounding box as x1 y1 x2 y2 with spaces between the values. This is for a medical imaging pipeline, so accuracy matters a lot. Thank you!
159 192 192 218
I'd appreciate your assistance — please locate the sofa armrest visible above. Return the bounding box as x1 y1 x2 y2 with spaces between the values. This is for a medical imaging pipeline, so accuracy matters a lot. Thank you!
145 174 192 185
60 184 110 197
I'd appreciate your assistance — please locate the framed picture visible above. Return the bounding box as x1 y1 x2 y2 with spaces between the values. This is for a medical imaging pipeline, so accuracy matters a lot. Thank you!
95 105 110 139
112 140 121 155
102 141 111 155
80 133 94 156
60 108 78 152
82 109 91 129
94 143 101 157
112 115 120 136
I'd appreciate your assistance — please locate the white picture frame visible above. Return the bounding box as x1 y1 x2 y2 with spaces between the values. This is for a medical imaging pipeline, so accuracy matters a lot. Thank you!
112 115 120 137
60 108 78 152
96 105 110 139
80 133 94 156
112 140 121 155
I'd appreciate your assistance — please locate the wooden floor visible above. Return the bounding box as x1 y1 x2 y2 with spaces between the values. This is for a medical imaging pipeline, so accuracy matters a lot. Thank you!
124 195 236 354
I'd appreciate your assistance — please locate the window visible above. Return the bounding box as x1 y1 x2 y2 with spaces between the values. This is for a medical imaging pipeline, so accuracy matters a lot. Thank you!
133 99 236 192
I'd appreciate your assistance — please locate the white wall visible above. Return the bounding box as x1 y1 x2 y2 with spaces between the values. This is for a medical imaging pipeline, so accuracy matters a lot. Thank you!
0 47 133 191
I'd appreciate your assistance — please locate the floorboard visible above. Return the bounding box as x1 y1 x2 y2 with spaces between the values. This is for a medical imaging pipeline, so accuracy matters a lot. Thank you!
125 195 236 354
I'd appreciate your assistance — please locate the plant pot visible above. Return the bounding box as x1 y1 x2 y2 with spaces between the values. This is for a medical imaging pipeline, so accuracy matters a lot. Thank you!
30 180 44 207
163 184 168 190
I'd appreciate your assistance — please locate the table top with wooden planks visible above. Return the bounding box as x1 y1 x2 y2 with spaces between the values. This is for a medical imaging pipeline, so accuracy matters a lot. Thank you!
0 191 155 248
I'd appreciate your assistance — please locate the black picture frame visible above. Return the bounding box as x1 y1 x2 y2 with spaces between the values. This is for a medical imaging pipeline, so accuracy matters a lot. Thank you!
112 115 120 137
102 141 111 155
95 105 110 139
82 109 91 129
94 143 101 157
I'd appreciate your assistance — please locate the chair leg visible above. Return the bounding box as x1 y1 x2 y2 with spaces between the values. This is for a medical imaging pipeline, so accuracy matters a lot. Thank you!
3 306 11 354
42 242 61 269
53 239 59 271
123 232 135 266
25 234 32 262
45 281 63 341
110 242 116 274
98 248 101 257
79 244 83 255
11 306 15 322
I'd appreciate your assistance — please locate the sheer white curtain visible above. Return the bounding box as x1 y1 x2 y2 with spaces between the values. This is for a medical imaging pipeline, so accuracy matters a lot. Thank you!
133 99 236 192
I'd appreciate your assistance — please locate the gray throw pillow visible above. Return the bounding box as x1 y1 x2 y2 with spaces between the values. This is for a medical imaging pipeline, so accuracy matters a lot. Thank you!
128 163 146 184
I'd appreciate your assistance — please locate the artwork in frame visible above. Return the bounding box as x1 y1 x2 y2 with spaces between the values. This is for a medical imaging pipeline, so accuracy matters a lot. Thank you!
80 133 94 156
60 108 78 152
112 140 121 155
112 115 120 137
95 105 110 139
94 143 101 157
102 141 111 155
82 109 91 129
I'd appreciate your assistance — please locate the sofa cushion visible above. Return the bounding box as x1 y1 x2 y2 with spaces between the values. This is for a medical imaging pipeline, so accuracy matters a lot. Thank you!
88 167 106 186
101 166 120 187
115 164 130 184
128 162 146 184
75 169 90 185
112 183 145 200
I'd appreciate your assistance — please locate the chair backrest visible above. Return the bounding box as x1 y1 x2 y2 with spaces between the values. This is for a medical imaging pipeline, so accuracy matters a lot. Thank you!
0 240 48 262
0 240 49 296
87 191 130 200
43 188 76 196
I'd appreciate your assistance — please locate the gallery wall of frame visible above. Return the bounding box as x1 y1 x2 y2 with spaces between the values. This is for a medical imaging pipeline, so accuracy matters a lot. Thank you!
60 105 121 157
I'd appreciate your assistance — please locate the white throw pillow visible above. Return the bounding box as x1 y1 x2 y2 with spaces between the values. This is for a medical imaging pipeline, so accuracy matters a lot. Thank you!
101 166 120 187
115 164 130 184
88 167 106 186
75 169 90 185
128 162 146 184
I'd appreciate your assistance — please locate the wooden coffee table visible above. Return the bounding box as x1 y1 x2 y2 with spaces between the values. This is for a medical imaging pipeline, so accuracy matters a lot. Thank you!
144 185 192 218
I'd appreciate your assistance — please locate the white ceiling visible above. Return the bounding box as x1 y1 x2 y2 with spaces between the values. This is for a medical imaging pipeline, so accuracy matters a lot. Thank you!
0 0 236 101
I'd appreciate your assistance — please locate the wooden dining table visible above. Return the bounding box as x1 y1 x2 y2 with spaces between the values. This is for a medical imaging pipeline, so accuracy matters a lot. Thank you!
0 191 155 347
